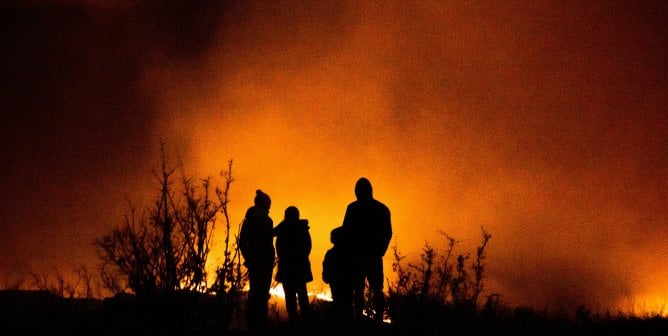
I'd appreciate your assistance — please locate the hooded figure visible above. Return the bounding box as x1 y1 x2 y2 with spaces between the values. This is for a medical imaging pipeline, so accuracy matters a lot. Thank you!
239 189 275 330
342 177 392 322
273 206 313 322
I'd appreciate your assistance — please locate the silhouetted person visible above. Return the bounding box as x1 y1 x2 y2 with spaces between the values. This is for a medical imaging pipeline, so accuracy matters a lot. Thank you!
239 189 275 332
273 206 313 324
322 226 353 323
342 177 392 322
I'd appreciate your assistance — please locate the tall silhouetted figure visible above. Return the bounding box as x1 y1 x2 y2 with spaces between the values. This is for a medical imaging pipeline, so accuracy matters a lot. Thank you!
342 177 392 322
239 190 275 332
273 206 313 323
322 226 353 323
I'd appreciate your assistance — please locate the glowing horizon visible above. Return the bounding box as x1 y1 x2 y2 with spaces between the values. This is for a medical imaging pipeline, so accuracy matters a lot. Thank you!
1 1 665 317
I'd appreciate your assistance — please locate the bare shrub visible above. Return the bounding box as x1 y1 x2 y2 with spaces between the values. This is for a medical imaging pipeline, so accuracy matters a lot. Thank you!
209 160 247 330
388 227 494 327
95 145 243 300
28 265 99 299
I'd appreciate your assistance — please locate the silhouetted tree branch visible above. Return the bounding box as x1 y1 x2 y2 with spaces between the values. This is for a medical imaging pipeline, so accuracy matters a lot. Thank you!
388 226 493 323
211 160 247 330
95 144 240 301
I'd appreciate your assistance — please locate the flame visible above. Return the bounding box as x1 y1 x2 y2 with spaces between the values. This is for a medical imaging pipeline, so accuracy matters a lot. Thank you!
617 293 667 317
269 285 333 302
2 2 664 318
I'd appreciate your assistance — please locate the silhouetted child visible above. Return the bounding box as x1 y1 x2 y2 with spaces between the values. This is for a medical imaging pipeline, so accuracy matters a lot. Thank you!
322 226 352 322
273 206 313 323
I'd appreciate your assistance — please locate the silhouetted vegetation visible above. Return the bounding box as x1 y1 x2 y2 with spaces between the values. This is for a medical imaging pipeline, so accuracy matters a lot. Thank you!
29 266 99 299
95 145 216 295
383 227 667 336
1 146 666 335
92 144 248 331
386 227 493 334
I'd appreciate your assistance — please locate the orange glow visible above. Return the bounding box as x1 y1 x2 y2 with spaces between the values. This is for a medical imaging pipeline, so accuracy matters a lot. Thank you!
616 256 668 317
141 1 667 314
1 1 665 317
616 293 668 317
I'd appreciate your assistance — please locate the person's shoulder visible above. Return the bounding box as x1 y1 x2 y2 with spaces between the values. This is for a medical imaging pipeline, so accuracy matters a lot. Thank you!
245 206 255 215
274 220 286 231
246 205 265 217
347 200 364 209
325 246 337 257
298 219 310 230
372 198 389 208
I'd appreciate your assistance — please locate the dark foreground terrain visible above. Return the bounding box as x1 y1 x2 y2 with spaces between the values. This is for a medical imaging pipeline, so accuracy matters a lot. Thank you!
1 290 666 336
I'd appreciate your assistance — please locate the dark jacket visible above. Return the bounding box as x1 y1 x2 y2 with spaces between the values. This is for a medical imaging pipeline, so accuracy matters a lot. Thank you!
342 198 392 257
322 226 351 285
273 219 313 284
239 206 275 270
323 246 346 285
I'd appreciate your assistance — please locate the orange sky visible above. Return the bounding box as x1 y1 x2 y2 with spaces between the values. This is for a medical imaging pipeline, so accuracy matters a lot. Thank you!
1 1 666 314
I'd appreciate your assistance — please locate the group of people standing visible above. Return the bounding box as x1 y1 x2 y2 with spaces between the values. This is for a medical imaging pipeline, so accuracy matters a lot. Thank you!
239 177 392 331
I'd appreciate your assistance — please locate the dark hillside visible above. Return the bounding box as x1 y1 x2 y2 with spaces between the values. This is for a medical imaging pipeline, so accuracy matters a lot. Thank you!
1 289 666 336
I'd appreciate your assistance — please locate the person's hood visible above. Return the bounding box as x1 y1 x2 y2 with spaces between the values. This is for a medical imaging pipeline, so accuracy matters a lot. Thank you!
354 177 373 200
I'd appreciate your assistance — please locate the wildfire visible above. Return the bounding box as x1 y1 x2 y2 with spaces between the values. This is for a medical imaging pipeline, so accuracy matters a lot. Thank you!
269 285 333 302
618 293 668 317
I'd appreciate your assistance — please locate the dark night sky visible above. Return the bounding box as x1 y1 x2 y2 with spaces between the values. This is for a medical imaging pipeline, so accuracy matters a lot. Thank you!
1 0 230 276
1 1 666 312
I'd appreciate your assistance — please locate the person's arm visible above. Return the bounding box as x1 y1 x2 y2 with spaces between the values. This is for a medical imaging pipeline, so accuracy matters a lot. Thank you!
272 221 281 237
306 231 312 255
302 220 312 255
239 217 251 264
322 250 333 284
380 206 392 256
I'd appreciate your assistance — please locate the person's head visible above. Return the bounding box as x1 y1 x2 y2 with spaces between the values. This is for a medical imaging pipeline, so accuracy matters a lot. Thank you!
254 189 271 210
330 226 344 245
354 177 373 200
284 206 299 221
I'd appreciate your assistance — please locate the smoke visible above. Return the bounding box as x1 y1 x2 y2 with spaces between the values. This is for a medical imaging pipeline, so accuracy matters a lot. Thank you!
1 1 666 312
0 0 228 284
